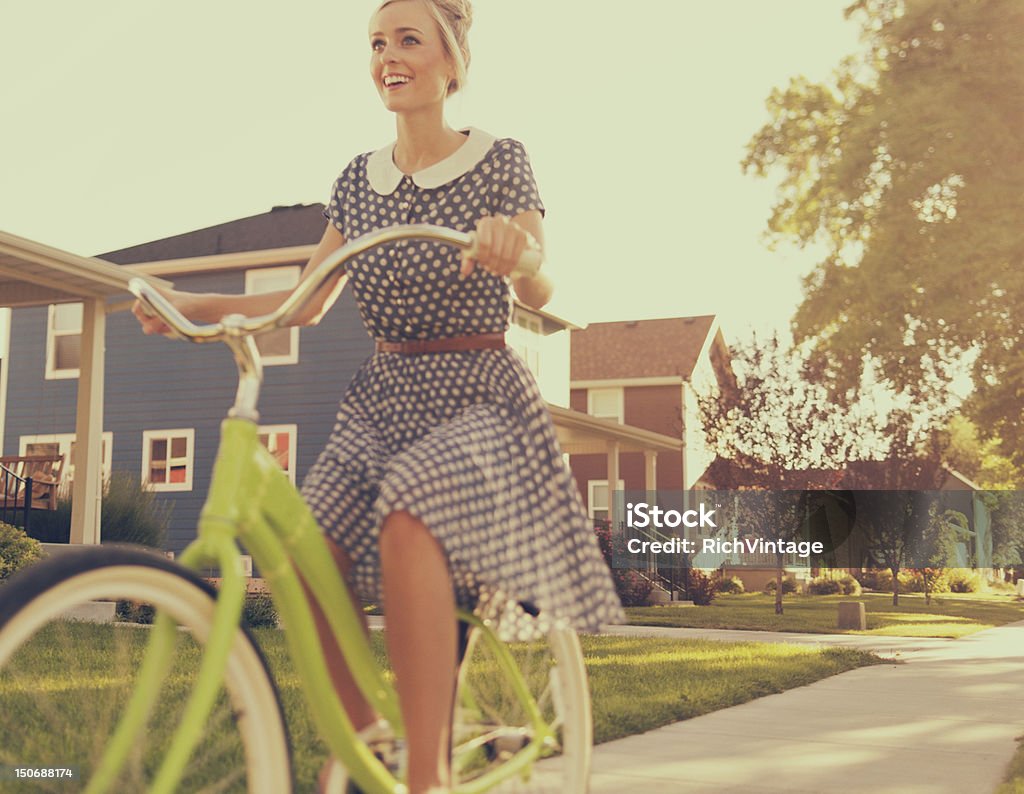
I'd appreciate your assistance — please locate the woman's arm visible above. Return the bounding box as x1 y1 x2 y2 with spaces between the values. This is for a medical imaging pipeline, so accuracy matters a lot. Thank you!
133 223 347 335
509 210 553 310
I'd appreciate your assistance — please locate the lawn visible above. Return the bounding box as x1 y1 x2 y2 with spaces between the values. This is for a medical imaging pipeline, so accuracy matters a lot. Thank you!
261 630 880 789
625 591 1024 638
0 623 881 792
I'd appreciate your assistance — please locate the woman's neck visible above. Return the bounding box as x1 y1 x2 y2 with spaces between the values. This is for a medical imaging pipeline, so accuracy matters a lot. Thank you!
393 109 467 174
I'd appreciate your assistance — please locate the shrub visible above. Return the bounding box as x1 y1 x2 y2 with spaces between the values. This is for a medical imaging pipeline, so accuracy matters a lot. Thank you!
243 593 279 628
687 570 718 605
593 521 654 607
19 472 171 548
0 522 43 581
807 577 842 596
115 600 156 624
614 569 654 607
115 594 279 627
946 569 986 593
764 577 799 595
805 573 862 596
714 574 745 595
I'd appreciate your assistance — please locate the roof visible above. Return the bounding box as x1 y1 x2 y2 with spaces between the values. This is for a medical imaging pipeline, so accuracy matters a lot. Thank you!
570 315 718 381
99 204 327 264
0 230 169 309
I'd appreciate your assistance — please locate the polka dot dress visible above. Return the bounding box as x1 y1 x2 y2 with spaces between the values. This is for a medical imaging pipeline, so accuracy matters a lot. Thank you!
301 128 624 638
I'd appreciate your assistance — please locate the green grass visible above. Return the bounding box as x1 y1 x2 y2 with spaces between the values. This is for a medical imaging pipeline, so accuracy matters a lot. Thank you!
258 629 880 789
0 622 882 792
626 591 1024 638
997 735 1024 794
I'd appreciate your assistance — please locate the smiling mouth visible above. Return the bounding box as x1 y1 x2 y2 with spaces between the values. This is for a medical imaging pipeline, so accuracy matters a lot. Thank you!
382 75 411 89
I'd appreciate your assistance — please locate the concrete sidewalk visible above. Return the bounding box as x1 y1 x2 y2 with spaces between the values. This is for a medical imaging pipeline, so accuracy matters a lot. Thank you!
588 620 1024 793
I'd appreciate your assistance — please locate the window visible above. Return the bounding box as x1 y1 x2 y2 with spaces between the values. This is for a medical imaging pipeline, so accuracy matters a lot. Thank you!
588 387 624 423
142 429 195 492
588 479 625 522
20 432 113 489
258 424 297 484
245 267 301 365
45 303 83 379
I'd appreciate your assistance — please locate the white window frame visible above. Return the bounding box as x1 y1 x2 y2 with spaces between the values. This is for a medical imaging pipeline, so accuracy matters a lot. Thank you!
142 429 195 492
19 432 114 487
257 424 297 484
588 478 625 521
588 387 624 423
45 302 83 380
245 266 300 365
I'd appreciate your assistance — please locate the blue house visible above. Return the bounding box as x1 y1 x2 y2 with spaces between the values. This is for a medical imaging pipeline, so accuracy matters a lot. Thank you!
1 206 681 559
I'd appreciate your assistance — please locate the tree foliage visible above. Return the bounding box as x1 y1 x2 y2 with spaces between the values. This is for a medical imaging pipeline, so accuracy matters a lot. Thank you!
743 0 1024 465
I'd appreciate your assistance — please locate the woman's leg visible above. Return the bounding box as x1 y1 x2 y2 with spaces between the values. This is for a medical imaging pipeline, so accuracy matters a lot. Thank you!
299 537 378 739
380 510 456 794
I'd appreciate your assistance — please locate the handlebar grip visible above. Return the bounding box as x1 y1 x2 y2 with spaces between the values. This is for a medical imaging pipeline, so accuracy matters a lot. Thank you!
464 233 544 279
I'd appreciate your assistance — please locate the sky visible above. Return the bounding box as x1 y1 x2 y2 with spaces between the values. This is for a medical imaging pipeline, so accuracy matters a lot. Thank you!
1 0 864 348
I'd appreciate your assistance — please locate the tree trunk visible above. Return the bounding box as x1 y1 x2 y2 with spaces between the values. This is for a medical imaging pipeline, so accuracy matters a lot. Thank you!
924 570 932 606
775 553 784 615
891 566 900 606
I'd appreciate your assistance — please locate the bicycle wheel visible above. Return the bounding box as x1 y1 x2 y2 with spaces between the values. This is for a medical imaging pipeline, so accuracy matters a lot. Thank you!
451 615 591 794
0 545 292 794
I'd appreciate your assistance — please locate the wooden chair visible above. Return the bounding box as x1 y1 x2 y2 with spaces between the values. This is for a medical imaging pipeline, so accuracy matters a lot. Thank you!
0 455 65 511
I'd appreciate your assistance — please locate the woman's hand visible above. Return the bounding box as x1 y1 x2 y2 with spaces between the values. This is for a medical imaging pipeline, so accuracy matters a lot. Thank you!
131 288 196 337
460 214 536 279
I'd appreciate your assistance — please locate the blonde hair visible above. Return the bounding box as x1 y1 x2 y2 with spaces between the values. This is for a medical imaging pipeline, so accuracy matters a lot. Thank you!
376 0 472 95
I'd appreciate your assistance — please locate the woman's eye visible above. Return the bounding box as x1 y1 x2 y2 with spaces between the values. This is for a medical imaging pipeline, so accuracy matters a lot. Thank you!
371 39 385 51
402 35 420 45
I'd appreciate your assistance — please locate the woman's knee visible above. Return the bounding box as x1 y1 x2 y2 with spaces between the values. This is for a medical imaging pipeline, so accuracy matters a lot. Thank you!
379 510 442 566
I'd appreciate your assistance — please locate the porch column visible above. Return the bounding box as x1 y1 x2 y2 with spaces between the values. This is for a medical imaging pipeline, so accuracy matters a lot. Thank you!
606 440 620 523
70 298 105 545
644 450 657 575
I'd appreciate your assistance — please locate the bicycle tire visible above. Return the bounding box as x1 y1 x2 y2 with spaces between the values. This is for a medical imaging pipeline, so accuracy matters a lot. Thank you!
0 545 293 794
451 617 592 793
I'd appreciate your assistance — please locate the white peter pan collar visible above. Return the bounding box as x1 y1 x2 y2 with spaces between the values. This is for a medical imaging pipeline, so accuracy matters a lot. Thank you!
366 127 497 194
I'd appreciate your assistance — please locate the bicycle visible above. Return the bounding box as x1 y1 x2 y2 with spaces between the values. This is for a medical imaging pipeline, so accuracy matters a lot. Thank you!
0 224 592 794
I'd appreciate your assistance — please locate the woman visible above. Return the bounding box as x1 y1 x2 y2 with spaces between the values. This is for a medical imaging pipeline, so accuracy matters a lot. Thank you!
135 1 623 791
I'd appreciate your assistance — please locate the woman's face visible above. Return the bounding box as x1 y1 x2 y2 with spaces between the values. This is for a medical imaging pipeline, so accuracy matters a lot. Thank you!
369 0 453 114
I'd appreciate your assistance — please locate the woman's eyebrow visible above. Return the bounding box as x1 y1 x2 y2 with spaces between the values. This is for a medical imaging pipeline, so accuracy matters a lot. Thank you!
370 26 425 37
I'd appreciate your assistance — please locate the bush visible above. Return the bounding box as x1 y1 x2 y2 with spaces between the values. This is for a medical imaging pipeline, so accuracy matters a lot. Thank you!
714 574 745 595
688 570 718 605
946 569 986 593
614 569 654 607
0 522 43 581
807 577 842 595
764 577 799 595
808 571 862 596
21 472 170 548
592 521 654 607
115 594 279 627
243 593 279 628
115 600 156 624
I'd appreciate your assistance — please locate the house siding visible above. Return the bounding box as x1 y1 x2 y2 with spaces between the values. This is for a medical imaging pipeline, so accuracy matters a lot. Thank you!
3 269 372 554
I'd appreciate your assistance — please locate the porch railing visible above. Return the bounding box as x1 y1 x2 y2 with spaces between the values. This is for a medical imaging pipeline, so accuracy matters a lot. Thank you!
0 462 32 534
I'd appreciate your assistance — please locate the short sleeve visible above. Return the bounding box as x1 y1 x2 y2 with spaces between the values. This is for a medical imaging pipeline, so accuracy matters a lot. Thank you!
494 140 545 219
322 158 360 237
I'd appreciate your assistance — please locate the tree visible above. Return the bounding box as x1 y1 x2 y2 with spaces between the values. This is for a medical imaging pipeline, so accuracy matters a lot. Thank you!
699 335 958 610
697 334 854 614
743 0 1024 466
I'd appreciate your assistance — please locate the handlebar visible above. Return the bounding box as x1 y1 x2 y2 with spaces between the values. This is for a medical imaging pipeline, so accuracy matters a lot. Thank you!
128 223 542 345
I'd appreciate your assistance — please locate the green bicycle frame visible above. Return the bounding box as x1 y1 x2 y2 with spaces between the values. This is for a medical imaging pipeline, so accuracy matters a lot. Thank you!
88 417 556 794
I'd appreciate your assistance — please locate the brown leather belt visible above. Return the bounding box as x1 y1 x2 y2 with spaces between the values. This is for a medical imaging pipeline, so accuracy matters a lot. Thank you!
375 333 506 355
